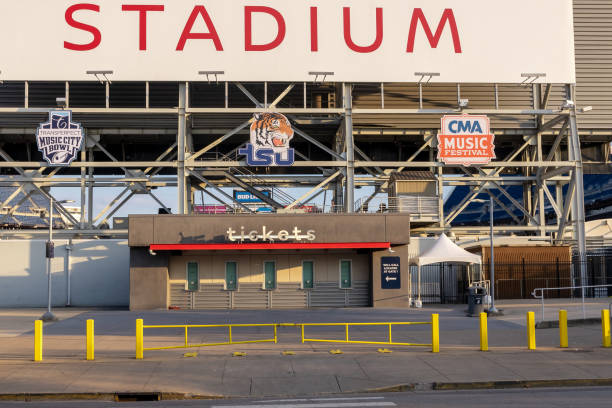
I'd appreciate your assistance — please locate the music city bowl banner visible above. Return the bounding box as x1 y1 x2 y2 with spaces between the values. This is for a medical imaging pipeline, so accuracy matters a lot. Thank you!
36 111 84 166
0 1 575 83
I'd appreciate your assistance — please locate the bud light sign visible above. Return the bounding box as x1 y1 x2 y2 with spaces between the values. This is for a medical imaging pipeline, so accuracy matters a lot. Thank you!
239 113 295 166
437 115 495 166
36 111 84 166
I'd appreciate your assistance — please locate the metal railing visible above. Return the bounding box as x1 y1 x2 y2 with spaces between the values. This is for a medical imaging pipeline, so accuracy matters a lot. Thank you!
136 316 440 358
136 320 277 358
532 284 612 321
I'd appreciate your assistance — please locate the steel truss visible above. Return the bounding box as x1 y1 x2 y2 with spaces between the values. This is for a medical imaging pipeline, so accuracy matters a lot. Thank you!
0 81 592 260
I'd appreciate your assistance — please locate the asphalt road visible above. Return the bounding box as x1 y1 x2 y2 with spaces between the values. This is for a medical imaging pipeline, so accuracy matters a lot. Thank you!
0 387 611 408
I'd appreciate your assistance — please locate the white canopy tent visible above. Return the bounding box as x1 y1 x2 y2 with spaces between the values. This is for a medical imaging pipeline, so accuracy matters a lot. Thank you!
411 234 482 306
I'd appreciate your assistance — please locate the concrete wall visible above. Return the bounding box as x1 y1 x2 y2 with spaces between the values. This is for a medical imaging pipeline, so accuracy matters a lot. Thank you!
130 248 168 310
372 245 411 308
0 239 129 307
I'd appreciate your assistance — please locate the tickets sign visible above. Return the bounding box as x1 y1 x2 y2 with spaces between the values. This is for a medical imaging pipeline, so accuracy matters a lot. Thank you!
437 115 495 166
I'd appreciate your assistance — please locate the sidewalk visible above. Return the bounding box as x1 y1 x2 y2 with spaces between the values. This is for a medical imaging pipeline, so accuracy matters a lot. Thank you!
0 302 611 398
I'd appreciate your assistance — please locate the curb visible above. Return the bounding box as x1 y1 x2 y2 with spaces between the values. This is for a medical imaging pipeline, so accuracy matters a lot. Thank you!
2 379 612 401
0 392 223 402
367 378 612 393
536 318 601 329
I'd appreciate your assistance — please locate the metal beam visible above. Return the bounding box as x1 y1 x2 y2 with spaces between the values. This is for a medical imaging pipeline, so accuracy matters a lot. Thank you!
285 171 342 210
188 171 254 213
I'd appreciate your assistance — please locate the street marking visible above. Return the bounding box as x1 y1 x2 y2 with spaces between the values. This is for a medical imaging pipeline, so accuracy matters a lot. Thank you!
254 397 386 403
212 402 395 408
329 349 343 354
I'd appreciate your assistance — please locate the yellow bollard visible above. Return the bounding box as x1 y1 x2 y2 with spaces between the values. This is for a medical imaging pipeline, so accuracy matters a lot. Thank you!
559 310 568 348
301 324 305 343
136 319 144 360
602 309 611 348
274 324 278 344
479 312 488 351
34 320 43 362
431 314 440 353
86 319 94 361
527 311 536 350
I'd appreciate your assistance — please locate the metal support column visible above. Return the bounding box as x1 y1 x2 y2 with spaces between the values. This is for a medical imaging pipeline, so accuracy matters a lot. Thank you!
566 85 587 318
177 82 187 214
343 83 355 213
87 148 94 227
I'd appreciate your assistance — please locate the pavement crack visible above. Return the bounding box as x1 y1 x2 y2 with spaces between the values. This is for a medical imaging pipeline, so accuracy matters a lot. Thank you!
143 361 162 389
335 374 342 392
221 357 229 383
416 356 452 382
354 357 371 380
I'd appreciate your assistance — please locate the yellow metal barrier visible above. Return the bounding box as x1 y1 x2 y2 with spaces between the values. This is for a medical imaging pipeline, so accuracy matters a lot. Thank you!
137 321 278 357
86 319 95 361
34 320 42 362
527 311 536 350
432 314 439 353
301 315 438 352
602 309 611 348
479 312 488 351
559 310 568 348
136 319 143 360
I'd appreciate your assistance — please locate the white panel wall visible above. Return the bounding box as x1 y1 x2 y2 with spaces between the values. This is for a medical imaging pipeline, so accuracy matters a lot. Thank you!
0 239 129 307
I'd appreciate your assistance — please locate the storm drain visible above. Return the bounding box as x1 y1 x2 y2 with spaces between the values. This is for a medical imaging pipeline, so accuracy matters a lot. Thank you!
115 392 161 402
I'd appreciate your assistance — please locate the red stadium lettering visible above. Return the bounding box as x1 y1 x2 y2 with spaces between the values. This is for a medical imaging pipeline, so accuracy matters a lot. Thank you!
122 5 164 51
176 6 223 51
343 7 383 53
310 7 318 52
64 3 102 51
245 6 286 52
407 8 462 53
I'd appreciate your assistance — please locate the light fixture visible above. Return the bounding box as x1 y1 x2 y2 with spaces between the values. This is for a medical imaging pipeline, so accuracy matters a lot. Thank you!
580 106 593 113
308 71 334 83
86 70 114 84
459 98 469 109
562 100 575 110
414 72 440 84
520 73 546 85
198 70 225 83
56 97 67 109
149 249 157 256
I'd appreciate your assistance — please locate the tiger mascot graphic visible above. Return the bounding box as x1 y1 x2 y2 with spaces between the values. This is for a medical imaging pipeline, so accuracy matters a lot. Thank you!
250 113 294 153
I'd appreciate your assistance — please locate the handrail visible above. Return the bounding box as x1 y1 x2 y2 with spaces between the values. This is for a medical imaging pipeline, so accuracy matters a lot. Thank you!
532 284 612 321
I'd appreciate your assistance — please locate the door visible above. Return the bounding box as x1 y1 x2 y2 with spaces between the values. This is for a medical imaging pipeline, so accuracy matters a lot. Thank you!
302 261 314 289
226 261 237 291
264 261 276 290
340 260 352 289
186 262 199 291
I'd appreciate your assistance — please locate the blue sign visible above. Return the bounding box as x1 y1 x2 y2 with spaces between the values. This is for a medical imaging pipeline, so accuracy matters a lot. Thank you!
381 256 401 290
234 190 271 204
36 111 84 166
239 113 295 166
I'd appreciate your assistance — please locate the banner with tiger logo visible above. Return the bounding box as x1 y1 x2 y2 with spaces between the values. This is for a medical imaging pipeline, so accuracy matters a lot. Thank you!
239 113 295 166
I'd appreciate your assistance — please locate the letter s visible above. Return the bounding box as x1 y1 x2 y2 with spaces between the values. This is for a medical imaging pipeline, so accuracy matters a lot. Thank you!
64 3 101 51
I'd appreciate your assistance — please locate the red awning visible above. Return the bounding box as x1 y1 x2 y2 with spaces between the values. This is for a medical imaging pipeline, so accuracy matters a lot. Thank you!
149 242 391 251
